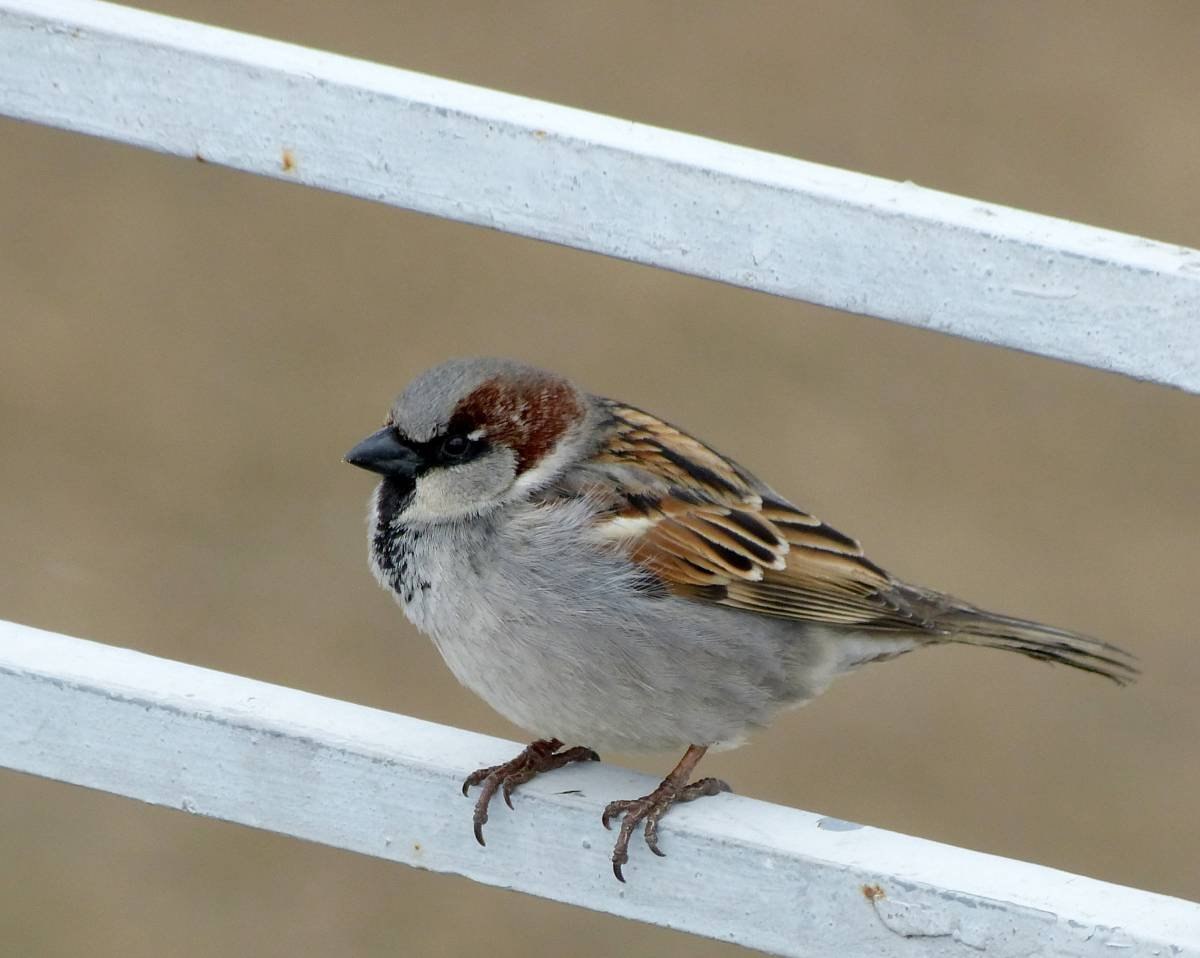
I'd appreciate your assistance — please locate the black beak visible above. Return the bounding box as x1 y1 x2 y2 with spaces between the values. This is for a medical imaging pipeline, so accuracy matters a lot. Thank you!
344 427 424 478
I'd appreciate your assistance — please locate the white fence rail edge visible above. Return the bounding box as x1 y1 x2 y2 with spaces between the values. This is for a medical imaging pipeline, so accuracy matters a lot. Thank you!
2 620 1197 957
1 0 1198 392
2 1 1199 952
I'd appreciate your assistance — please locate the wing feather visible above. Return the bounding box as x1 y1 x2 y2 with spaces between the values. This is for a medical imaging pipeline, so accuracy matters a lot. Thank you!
587 400 933 632
566 398 1136 685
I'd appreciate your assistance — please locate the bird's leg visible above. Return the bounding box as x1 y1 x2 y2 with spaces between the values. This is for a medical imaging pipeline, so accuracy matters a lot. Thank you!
601 744 731 882
462 738 600 846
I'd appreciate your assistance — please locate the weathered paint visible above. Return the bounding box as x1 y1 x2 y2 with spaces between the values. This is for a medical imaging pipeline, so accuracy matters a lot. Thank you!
0 0 1197 391
1 620 1197 957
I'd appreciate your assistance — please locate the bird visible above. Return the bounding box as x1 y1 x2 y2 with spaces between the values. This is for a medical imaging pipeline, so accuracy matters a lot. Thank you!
344 357 1137 882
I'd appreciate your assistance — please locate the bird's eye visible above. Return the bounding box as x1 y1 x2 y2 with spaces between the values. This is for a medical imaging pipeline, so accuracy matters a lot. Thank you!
440 434 471 461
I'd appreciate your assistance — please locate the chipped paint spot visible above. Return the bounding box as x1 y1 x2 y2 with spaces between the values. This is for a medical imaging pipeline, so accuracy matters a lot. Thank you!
862 883 885 903
817 816 863 831
281 148 296 172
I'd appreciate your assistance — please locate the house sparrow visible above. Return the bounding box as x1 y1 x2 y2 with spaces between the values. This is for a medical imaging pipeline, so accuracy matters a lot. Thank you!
345 357 1136 881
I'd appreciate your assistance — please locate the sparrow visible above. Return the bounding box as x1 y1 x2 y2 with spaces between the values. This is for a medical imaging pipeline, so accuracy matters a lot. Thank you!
344 357 1136 881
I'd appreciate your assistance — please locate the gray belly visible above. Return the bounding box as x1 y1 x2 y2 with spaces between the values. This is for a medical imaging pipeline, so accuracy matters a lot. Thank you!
398 554 830 749
381 522 844 752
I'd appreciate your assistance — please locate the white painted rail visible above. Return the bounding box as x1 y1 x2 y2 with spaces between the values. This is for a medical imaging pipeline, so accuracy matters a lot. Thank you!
1 620 1197 957
2 1 1199 952
1 0 1199 392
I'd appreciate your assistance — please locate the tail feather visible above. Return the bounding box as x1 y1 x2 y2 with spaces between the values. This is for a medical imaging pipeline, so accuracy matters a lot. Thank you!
936 606 1139 686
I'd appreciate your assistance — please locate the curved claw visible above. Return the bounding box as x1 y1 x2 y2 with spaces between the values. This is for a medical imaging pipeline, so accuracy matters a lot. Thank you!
602 798 635 831
601 771 732 882
471 778 498 845
646 829 667 857
462 739 599 851
461 765 495 797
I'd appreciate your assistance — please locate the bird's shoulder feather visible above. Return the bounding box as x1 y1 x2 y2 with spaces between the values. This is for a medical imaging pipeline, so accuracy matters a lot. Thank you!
549 399 936 632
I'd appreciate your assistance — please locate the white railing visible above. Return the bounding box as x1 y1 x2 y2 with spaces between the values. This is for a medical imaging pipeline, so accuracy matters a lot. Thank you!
3 620 1197 957
1 0 1198 393
1 2 1198 956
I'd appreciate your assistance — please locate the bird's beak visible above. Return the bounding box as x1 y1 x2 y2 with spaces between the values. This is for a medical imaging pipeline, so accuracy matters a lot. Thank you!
343 427 423 478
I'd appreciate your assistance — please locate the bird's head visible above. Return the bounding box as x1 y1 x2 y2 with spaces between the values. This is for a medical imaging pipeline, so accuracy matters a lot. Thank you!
345 357 597 523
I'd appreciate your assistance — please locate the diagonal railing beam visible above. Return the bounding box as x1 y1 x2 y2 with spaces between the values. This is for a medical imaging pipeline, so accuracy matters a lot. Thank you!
2 620 1198 957
0 0 1197 391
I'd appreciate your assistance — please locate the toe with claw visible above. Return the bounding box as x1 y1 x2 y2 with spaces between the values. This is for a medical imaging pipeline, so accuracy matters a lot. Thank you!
462 738 599 846
601 745 730 882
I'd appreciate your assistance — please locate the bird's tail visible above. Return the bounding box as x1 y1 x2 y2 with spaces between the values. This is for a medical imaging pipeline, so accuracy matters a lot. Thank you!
935 604 1139 685
895 582 1139 685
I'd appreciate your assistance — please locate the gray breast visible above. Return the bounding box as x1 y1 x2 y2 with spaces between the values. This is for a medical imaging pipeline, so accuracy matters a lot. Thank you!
368 488 843 752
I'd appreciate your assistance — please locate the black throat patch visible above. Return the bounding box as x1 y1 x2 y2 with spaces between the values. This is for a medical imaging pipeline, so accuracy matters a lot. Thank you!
370 476 432 604
371 476 415 577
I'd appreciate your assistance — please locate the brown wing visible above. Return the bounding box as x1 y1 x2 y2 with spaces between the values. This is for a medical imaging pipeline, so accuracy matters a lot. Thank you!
587 400 934 632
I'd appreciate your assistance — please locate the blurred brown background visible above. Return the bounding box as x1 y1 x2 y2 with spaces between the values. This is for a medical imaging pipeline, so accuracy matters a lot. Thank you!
2 1 1197 955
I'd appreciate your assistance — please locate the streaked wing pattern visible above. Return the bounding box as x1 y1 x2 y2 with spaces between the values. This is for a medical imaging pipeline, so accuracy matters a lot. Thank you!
589 400 932 631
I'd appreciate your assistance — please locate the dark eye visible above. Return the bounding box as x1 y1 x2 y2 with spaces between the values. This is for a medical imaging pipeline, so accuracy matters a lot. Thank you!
439 434 471 461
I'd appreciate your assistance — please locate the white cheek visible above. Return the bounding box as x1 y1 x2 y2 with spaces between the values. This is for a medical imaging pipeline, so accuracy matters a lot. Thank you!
402 472 479 522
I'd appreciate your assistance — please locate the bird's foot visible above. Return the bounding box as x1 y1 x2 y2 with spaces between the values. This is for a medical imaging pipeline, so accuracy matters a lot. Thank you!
462 738 600 846
602 776 730 882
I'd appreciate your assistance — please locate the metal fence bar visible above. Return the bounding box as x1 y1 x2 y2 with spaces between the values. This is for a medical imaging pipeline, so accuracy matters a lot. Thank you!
1 620 1197 957
1 0 1197 392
